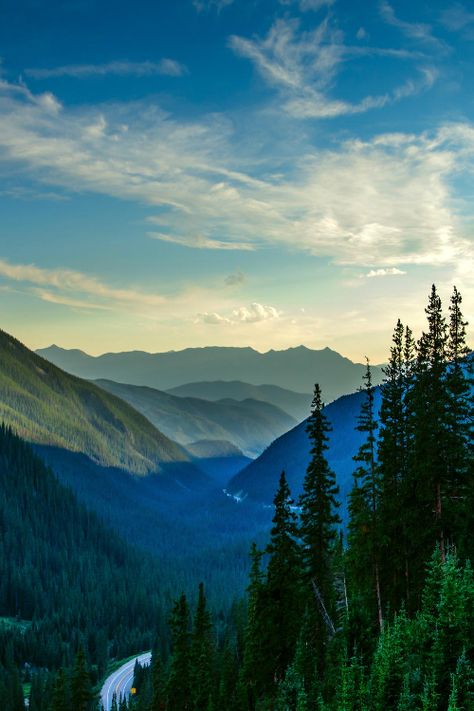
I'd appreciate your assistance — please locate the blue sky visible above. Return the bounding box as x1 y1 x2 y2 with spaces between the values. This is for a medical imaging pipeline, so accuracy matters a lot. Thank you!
0 0 472 361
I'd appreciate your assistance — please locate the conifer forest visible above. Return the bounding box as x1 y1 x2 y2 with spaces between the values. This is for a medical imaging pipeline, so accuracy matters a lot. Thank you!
0 284 472 710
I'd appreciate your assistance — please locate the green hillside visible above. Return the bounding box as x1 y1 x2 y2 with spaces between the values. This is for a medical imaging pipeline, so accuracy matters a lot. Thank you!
0 329 191 475
95 379 296 457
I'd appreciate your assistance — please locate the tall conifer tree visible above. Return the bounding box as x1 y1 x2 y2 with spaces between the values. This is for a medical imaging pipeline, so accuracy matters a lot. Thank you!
262 472 302 692
167 594 192 710
299 384 341 600
348 360 383 631
191 583 214 711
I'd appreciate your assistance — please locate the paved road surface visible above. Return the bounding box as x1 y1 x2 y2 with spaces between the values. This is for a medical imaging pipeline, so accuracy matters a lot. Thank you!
100 652 152 710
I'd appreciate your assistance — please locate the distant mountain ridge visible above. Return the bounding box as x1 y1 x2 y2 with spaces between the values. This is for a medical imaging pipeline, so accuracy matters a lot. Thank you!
95 378 296 457
167 380 312 422
37 344 384 402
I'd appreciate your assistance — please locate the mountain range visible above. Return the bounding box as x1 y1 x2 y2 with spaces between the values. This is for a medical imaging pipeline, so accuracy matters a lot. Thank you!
95 378 296 458
0 329 207 488
37 344 384 402
167 380 312 422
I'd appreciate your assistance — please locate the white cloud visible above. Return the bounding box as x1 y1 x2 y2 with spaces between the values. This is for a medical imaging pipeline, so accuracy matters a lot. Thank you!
148 231 255 251
25 59 187 79
440 3 474 32
197 311 232 324
229 18 437 120
0 77 472 272
233 303 281 322
0 257 167 311
379 2 445 49
365 267 407 278
197 303 281 325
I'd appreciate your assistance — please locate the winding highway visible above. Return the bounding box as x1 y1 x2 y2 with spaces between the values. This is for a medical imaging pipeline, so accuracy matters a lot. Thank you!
100 652 152 710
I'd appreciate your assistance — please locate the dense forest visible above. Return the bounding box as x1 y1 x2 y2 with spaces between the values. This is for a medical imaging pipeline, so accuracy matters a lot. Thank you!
1 284 472 710
0 424 173 708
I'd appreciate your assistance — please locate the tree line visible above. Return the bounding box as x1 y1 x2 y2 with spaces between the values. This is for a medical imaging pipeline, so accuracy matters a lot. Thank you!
123 284 473 710
1 283 472 709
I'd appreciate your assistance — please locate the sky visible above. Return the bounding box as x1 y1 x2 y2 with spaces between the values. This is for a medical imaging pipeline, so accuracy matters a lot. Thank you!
0 0 473 362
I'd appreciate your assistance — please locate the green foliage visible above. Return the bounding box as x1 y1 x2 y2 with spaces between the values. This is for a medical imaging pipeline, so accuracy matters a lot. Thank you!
1 282 473 711
0 329 189 474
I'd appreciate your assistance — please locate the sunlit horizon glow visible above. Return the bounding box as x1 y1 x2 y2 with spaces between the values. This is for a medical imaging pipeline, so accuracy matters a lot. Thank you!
0 0 472 364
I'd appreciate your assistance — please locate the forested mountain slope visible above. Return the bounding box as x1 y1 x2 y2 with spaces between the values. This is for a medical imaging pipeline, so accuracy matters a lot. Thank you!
167 380 312 421
0 426 168 678
0 329 200 477
227 388 383 522
95 379 296 457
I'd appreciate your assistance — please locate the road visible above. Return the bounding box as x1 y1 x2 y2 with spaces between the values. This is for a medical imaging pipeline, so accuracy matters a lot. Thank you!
100 652 152 710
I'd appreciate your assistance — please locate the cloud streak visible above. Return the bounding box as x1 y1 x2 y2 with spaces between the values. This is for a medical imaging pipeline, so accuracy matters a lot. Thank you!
229 18 437 119
379 2 445 49
0 257 167 311
0 76 472 273
25 59 187 79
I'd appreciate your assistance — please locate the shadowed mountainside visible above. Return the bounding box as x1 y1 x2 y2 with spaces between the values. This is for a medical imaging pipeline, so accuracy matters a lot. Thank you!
227 387 383 524
167 380 312 422
0 329 205 481
95 378 296 457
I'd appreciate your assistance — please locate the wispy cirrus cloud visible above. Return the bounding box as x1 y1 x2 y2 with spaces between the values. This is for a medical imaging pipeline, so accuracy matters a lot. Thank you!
279 0 336 11
229 18 437 119
440 3 474 35
0 76 472 276
0 257 167 312
379 2 445 50
148 231 255 251
25 59 187 80
193 0 234 12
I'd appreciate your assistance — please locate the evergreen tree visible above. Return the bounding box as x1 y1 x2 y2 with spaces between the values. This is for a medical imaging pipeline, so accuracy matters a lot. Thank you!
446 286 473 556
242 543 265 710
50 669 69 711
167 593 192 710
260 472 303 696
411 285 449 569
378 320 411 612
348 360 383 631
191 583 214 711
299 383 340 604
70 648 93 711
150 651 165 711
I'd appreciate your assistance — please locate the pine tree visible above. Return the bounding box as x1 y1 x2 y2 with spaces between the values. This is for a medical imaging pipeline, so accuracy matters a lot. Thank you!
260 472 303 695
348 360 383 631
167 593 192 710
50 669 69 711
446 286 473 556
299 383 341 604
412 285 449 567
242 543 265 710
191 583 214 711
70 648 92 711
378 320 411 611
150 651 165 711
